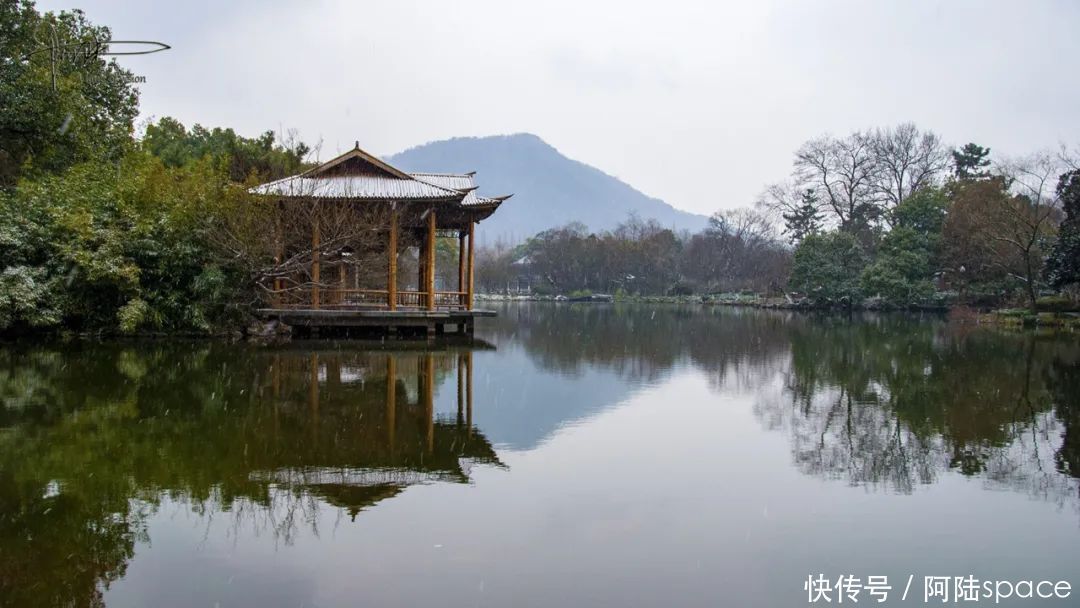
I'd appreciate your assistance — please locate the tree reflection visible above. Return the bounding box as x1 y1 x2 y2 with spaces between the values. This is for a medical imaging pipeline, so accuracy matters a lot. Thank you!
0 344 496 607
755 318 1080 502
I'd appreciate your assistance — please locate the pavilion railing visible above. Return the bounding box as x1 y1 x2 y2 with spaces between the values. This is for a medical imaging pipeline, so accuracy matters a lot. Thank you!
267 288 469 311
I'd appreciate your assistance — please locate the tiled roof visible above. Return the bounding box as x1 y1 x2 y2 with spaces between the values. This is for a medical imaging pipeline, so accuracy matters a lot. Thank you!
250 174 463 201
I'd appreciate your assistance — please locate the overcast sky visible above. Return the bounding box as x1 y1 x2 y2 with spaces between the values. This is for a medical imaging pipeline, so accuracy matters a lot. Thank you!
38 0 1080 216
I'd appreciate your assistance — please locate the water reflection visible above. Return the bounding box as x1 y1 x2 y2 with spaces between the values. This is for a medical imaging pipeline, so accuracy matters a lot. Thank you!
479 304 1080 501
756 319 1080 504
1 306 1079 607
0 344 496 607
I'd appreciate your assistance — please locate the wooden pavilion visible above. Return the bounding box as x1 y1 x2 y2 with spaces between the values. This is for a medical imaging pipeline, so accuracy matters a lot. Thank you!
250 143 510 336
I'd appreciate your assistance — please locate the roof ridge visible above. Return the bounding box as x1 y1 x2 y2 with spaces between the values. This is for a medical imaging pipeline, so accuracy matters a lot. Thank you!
409 171 476 177
305 145 414 180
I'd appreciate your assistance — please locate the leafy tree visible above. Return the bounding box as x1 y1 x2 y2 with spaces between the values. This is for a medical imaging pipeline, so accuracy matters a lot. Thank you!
781 189 824 244
789 231 867 305
0 2 139 185
0 150 246 333
860 188 948 305
1046 169 1080 290
952 143 991 180
143 117 311 182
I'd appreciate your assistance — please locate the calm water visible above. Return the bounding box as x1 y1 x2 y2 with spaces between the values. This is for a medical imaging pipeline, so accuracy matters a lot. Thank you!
2 304 1079 607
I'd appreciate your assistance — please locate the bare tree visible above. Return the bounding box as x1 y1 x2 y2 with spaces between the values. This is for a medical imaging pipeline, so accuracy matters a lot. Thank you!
209 179 392 307
756 179 805 219
989 152 1067 311
869 123 949 213
794 132 881 230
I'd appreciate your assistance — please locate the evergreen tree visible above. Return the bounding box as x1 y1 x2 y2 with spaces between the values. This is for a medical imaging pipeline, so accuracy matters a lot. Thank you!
782 189 824 244
952 143 991 180
1046 169 1080 289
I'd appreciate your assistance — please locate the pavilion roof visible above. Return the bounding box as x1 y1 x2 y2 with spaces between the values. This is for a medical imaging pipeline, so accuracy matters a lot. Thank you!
410 172 513 208
250 173 463 201
249 143 512 210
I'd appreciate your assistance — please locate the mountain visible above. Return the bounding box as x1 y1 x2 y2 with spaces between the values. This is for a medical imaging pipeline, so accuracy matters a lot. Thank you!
386 133 709 243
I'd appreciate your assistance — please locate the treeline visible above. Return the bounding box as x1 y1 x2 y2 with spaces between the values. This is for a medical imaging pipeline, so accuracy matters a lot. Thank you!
772 126 1079 311
0 3 310 334
478 124 1080 311
476 211 790 296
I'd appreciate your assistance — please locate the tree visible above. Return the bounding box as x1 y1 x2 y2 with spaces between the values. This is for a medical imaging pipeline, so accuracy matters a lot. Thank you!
952 143 992 180
0 3 140 185
859 188 949 306
941 178 1010 297
1045 169 1080 290
794 132 881 231
869 123 949 211
781 189 824 244
682 208 789 294
143 117 311 182
789 231 868 305
993 153 1066 311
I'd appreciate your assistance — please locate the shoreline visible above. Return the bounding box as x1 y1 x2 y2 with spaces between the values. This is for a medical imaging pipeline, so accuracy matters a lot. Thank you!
475 293 1080 329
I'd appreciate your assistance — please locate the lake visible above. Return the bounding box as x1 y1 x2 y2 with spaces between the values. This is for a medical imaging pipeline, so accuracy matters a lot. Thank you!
1 303 1078 607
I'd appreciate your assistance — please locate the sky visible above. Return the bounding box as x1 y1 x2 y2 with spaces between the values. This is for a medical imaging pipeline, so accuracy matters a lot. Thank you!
37 0 1080 216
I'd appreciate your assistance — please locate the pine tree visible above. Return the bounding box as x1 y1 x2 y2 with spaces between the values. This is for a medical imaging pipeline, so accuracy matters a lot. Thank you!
782 189 825 244
952 143 992 180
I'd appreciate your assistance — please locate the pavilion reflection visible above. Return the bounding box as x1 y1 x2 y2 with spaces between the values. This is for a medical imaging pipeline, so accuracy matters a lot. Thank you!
259 349 497 519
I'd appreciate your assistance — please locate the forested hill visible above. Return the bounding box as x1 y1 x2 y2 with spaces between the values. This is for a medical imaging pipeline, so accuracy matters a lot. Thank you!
386 133 709 243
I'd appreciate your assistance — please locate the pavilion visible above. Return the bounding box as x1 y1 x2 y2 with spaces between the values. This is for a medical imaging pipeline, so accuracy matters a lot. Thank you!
250 142 510 336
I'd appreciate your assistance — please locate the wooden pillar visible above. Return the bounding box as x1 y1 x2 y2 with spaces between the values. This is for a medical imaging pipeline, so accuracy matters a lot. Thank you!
387 209 398 310
311 203 321 309
466 221 475 310
458 230 466 306
426 210 437 311
424 353 434 453
386 355 396 450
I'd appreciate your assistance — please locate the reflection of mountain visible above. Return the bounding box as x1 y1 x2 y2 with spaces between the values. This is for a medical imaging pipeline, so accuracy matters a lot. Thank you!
470 303 794 449
467 303 1080 505
0 345 496 607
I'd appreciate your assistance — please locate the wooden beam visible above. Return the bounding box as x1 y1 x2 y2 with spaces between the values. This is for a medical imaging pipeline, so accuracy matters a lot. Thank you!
387 209 398 310
426 209 437 311
467 221 475 310
311 202 321 310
